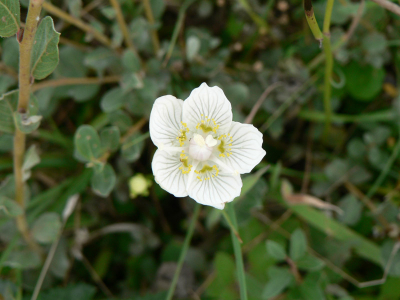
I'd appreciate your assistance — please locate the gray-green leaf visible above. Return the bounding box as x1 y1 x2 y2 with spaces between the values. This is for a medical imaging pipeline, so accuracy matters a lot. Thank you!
74 125 103 162
262 267 293 299
121 132 147 162
14 112 42 134
266 240 287 261
22 144 40 181
0 90 18 133
30 16 60 80
0 196 23 217
0 0 20 37
100 126 120 152
100 87 125 112
290 228 307 261
32 212 62 244
91 163 116 197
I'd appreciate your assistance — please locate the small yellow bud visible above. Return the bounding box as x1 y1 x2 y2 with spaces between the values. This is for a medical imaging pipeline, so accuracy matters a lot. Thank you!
129 174 151 198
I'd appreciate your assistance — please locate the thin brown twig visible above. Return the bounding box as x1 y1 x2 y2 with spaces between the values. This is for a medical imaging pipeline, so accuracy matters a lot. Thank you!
32 76 120 92
0 62 18 80
245 82 282 124
344 0 365 41
143 0 161 55
81 254 115 298
194 270 216 297
286 257 302 283
59 36 91 51
120 117 148 143
109 0 138 54
344 181 391 231
42 1 113 48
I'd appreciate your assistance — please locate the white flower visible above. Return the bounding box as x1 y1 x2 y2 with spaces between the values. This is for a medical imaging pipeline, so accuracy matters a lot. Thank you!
150 83 266 209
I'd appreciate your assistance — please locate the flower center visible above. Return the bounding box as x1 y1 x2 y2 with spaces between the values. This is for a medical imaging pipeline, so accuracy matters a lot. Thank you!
189 133 217 161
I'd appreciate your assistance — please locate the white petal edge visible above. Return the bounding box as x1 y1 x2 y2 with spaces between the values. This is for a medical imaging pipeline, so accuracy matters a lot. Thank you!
182 83 232 134
218 121 266 174
152 150 188 197
188 171 242 210
149 95 183 147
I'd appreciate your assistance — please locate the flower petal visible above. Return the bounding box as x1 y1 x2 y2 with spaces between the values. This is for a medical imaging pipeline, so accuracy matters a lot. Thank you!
187 163 242 209
149 95 184 147
182 83 232 134
215 121 266 174
152 149 189 197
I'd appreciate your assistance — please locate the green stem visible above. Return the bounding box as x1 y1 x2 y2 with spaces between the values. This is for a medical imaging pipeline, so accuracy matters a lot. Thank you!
303 0 323 43
166 203 200 300
322 35 333 137
222 209 243 243
226 203 248 300
163 0 195 66
366 134 400 199
15 0 45 255
321 0 335 139
298 109 393 123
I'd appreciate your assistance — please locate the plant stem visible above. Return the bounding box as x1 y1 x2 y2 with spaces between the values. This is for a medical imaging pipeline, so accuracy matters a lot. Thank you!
166 203 200 300
32 75 120 92
322 0 335 139
297 109 393 123
163 0 195 66
42 1 113 48
109 0 138 54
226 203 247 300
221 209 243 243
143 0 161 55
14 0 44 254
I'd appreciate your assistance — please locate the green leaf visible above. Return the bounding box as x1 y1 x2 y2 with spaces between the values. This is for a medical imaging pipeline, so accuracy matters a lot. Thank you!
74 125 103 162
290 228 307 261
91 163 116 197
344 62 385 101
100 87 125 112
121 132 147 162
186 35 201 62
14 91 42 133
122 49 141 72
30 16 60 80
266 240 287 261
287 203 382 265
14 111 42 134
0 90 18 133
67 0 82 18
100 126 120 152
0 196 22 217
299 273 325 300
22 144 40 181
84 47 117 75
38 283 96 300
338 195 363 226
32 212 61 244
296 253 325 271
262 267 293 299
120 73 144 93
0 0 20 37
4 249 41 269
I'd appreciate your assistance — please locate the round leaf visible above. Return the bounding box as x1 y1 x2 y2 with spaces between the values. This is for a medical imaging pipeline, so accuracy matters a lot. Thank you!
74 125 103 162
344 62 385 101
32 212 62 244
91 163 116 197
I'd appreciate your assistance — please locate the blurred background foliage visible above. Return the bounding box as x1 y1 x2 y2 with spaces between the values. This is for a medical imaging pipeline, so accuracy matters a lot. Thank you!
1 0 400 299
